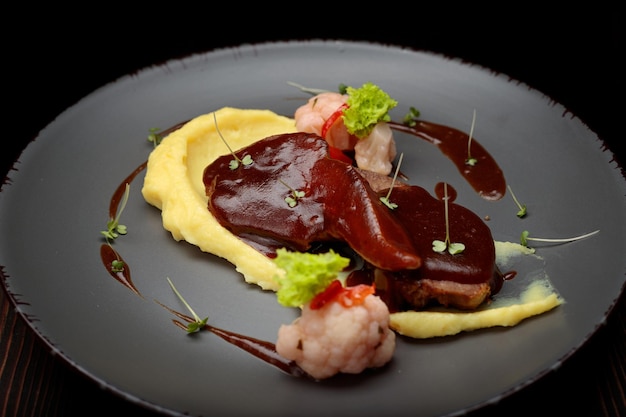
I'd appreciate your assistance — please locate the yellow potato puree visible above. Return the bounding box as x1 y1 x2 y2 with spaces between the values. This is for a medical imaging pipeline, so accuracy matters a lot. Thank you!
142 107 297 290
142 107 563 338
390 279 562 338
390 242 563 338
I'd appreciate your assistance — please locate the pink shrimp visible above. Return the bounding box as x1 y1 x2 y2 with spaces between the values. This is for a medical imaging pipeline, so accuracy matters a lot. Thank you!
353 122 397 175
294 92 398 175
294 92 358 150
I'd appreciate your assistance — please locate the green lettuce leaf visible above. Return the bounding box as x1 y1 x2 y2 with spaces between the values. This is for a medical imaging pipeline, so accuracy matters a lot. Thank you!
343 82 398 138
274 249 350 307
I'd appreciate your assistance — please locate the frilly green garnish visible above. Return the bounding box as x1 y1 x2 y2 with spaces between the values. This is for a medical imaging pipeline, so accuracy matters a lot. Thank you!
343 82 398 138
274 249 350 307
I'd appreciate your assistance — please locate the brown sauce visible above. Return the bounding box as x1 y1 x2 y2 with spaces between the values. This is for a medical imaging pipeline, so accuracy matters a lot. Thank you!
108 161 147 219
346 182 506 311
100 122 187 287
391 183 498 283
204 132 420 271
99 115 514 376
157 301 310 378
99 243 141 297
99 160 147 296
389 120 506 200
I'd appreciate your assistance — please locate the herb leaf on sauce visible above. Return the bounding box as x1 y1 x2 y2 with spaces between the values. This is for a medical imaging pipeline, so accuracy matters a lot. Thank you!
432 182 465 255
101 183 130 242
166 277 208 333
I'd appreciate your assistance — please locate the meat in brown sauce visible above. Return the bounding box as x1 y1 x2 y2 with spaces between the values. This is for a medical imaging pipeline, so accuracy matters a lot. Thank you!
203 132 502 310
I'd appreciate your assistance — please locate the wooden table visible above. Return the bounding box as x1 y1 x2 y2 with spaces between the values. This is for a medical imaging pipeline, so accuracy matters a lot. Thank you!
2 10 625 417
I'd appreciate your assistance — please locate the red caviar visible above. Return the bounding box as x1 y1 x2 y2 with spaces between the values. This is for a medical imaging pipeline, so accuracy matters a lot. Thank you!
328 146 353 164
310 280 376 310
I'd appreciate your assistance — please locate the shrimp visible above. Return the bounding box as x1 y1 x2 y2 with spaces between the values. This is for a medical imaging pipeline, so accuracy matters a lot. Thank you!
294 92 358 150
275 282 396 380
295 92 398 176
354 122 397 175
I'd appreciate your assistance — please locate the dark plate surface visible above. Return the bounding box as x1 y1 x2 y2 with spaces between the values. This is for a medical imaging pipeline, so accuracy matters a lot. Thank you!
1 40 625 417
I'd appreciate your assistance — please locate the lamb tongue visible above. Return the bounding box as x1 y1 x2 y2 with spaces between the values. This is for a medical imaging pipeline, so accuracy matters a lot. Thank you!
347 184 500 311
387 185 496 283
203 132 421 271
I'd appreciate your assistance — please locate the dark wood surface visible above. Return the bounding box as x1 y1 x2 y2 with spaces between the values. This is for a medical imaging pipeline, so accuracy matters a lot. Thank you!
2 9 624 417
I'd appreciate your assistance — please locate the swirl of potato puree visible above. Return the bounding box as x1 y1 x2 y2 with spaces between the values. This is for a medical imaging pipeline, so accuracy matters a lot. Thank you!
142 107 563 338
142 107 297 290
390 279 563 338
391 242 563 338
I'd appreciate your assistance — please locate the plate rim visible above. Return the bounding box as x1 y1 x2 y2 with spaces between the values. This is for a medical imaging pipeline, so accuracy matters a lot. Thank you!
2 38 625 417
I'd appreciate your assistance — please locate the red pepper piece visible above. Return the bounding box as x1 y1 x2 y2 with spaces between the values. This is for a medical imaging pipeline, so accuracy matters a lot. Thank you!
328 146 353 165
310 280 343 310
320 103 349 138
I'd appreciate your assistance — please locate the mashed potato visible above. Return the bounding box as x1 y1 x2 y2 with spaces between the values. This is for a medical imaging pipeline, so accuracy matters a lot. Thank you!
390 279 562 338
142 107 563 338
390 242 563 338
142 107 297 290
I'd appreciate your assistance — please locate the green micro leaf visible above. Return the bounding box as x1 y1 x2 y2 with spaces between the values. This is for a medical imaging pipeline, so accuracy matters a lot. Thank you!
465 109 478 166
432 240 447 253
402 106 421 127
380 153 404 210
166 277 208 334
111 259 125 272
520 229 599 248
213 112 253 170
287 81 332 96
147 127 164 148
432 182 465 255
448 242 466 255
100 183 130 243
279 179 305 208
508 185 527 218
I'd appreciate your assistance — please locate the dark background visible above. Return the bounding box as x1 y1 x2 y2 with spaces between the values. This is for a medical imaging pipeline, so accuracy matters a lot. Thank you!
4 8 624 172
2 6 624 417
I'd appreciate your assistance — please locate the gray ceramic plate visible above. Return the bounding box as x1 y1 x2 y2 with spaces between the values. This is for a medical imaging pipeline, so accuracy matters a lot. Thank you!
1 40 625 417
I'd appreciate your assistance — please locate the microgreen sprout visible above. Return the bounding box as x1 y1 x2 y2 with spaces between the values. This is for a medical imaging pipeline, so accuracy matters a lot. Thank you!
166 277 208 333
111 259 125 273
287 81 332 96
402 107 421 127
380 153 404 210
465 109 478 166
279 179 305 208
520 229 599 248
212 112 253 170
101 183 130 242
147 127 163 148
508 185 527 218
100 183 129 273
432 182 466 255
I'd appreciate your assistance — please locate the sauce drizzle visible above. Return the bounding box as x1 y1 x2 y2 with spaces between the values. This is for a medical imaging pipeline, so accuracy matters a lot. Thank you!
100 243 142 297
99 160 148 296
100 121 187 286
389 120 506 200
98 115 512 378
157 301 310 378
109 161 147 219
